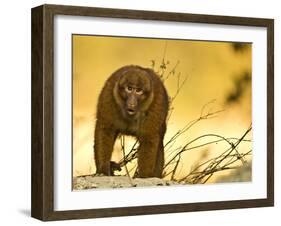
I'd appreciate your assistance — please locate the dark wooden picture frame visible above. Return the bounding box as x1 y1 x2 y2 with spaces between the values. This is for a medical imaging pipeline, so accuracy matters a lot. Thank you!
31 4 274 221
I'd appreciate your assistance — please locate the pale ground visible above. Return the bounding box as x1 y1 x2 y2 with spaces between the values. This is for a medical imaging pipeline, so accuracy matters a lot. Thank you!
73 176 180 190
73 161 251 190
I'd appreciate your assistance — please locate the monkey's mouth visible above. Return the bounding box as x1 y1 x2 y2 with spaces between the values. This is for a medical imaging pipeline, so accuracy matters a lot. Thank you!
127 108 136 115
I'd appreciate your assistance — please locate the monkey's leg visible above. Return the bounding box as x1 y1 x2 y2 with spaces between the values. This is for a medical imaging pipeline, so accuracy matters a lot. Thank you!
138 136 160 178
94 122 117 176
154 141 164 178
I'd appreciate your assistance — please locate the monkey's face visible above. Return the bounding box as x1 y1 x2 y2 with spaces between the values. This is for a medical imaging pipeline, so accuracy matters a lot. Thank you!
115 70 153 118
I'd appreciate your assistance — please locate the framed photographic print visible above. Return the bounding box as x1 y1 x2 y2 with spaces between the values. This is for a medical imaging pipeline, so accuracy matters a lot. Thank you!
31 4 274 221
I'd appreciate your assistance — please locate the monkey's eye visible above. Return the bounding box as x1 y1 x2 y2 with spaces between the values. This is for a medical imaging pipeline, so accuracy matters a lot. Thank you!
125 86 133 93
135 88 143 95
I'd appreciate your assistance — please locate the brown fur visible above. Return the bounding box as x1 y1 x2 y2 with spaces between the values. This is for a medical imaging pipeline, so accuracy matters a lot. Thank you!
94 65 169 178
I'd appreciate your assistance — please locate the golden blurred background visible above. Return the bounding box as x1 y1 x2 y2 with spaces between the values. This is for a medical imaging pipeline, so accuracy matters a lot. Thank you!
72 35 252 183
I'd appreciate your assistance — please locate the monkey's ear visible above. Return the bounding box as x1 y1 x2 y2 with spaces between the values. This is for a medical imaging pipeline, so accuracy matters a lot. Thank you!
142 70 153 92
113 78 124 107
118 70 129 87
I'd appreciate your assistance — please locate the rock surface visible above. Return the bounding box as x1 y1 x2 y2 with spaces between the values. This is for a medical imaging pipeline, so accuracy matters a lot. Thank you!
73 175 179 190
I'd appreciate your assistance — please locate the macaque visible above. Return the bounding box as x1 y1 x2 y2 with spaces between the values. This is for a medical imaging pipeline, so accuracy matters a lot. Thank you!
94 65 169 178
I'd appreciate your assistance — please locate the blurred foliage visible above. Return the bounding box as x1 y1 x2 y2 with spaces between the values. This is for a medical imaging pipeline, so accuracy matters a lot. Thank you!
215 161 252 183
225 42 252 105
231 42 251 53
225 71 251 105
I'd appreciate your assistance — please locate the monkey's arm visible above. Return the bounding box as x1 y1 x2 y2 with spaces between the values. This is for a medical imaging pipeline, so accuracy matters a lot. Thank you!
94 121 117 176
